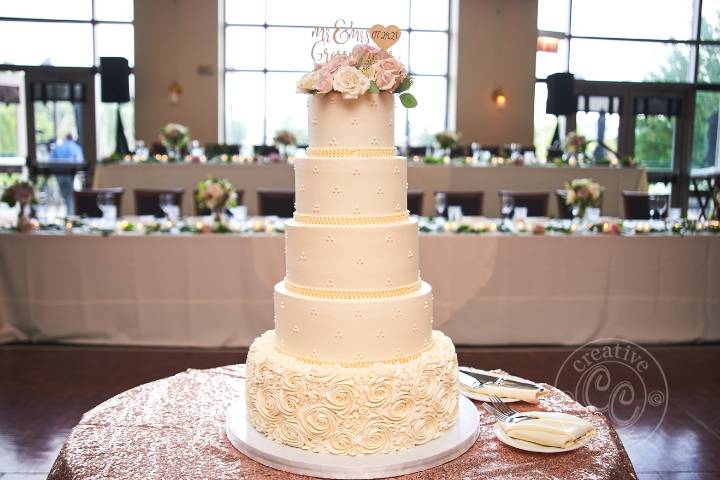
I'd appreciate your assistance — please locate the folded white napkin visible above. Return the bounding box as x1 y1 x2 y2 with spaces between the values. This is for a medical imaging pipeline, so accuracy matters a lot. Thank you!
459 370 545 404
498 411 595 449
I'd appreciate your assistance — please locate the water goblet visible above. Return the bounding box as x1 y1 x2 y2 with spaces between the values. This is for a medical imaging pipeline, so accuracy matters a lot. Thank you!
159 193 178 221
435 192 447 217
96 191 117 227
648 195 658 220
500 194 514 219
656 195 668 220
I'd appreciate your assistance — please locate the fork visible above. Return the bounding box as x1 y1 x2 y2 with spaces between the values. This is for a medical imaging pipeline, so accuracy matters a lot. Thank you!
484 395 539 423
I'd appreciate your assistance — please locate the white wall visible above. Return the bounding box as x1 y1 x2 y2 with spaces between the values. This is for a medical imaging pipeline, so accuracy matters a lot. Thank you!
456 0 537 146
134 0 220 144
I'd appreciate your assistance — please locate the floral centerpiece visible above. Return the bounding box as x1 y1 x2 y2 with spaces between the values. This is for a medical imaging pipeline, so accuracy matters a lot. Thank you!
435 131 461 150
296 44 417 108
564 131 587 165
1 180 36 232
565 178 603 220
159 123 190 162
273 129 297 160
195 176 237 223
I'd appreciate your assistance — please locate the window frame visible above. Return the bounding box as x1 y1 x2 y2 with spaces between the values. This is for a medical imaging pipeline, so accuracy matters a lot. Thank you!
221 0 453 147
535 0 720 211
0 0 134 169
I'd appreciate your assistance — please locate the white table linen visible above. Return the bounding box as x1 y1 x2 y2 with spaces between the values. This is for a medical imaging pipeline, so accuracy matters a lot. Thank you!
1 233 717 346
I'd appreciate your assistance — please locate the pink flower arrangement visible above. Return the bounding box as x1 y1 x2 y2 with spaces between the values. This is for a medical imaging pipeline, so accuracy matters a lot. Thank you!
297 43 416 107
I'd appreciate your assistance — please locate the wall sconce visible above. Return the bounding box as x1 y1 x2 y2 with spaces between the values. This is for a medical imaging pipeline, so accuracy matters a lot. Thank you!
491 87 506 109
537 35 560 53
168 80 182 105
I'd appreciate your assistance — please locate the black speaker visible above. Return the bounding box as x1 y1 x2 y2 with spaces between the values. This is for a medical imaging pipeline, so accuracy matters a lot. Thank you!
100 57 130 103
546 72 576 116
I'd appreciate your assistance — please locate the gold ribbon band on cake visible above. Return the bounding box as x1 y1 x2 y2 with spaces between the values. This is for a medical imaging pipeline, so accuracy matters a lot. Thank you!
293 211 409 225
284 279 421 299
307 147 396 158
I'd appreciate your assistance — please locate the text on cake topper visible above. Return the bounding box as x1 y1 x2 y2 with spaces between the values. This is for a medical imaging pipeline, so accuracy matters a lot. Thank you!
311 19 370 63
369 24 401 50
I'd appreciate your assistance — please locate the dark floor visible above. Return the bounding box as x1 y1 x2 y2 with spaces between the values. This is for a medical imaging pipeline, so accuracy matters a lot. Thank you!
1 344 719 479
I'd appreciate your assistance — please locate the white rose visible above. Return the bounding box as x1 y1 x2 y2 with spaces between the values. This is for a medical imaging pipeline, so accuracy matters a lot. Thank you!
332 65 370 100
296 71 315 93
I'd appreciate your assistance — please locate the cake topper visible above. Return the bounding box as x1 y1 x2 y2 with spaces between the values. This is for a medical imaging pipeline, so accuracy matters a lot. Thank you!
300 20 417 108
369 25 401 50
310 19 370 63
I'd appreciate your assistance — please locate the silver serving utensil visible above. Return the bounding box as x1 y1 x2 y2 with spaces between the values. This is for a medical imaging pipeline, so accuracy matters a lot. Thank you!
459 367 543 391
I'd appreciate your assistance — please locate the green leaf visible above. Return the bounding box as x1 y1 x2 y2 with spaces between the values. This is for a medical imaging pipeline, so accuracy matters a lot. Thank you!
400 92 417 108
395 76 413 94
368 81 379 94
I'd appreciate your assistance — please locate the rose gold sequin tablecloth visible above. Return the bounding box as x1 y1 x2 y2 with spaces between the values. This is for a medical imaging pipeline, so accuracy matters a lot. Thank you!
48 365 637 479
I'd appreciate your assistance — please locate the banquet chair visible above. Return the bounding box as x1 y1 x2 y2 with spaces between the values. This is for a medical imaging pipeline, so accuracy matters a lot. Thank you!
73 188 124 218
555 190 573 219
498 191 549 217
436 191 484 217
450 145 472 157
205 143 241 159
149 142 167 156
407 190 424 216
257 189 295 218
406 146 428 157
134 188 184 217
193 190 244 216
622 191 669 219
254 145 280 157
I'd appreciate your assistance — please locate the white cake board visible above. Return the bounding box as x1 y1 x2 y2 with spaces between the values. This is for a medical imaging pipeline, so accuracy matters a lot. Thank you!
225 386 480 479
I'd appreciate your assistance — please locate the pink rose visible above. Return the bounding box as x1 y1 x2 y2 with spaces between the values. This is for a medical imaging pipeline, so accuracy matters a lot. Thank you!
319 54 349 74
376 57 404 74
351 44 381 67
313 70 333 94
374 68 397 91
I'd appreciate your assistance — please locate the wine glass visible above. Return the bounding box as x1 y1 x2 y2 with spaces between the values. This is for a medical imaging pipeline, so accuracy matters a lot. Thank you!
648 195 658 220
435 192 447 217
500 194 515 219
159 193 177 221
96 191 116 221
656 195 668 220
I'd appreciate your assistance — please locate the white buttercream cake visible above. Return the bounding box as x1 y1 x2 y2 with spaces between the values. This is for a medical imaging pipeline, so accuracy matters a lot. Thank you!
244 44 459 455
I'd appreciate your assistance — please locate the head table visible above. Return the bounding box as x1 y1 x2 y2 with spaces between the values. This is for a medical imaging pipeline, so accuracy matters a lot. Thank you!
93 162 647 218
47 364 636 479
1 218 718 347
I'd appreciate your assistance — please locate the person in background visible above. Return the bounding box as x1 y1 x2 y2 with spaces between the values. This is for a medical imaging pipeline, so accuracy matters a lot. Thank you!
49 134 84 214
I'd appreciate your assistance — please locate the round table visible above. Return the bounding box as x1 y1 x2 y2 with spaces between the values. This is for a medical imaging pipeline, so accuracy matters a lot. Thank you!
48 365 637 479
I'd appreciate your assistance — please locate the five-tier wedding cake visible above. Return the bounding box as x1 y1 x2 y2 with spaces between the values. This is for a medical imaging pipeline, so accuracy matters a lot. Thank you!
245 41 459 456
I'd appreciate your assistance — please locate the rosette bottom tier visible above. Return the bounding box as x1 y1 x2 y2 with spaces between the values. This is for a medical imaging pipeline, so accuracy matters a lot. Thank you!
245 329 459 455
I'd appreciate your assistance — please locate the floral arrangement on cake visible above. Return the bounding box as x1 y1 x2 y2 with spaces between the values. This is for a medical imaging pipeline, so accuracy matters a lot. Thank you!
273 129 297 146
159 123 190 160
435 131 461 150
195 176 237 222
296 44 417 108
565 178 603 219
1 180 36 232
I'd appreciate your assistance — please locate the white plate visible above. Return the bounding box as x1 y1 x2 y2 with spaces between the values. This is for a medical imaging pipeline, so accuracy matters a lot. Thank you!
458 372 521 403
492 422 592 453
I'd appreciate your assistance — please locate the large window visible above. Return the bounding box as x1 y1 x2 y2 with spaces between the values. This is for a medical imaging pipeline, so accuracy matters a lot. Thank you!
223 0 451 148
0 0 134 160
535 0 720 171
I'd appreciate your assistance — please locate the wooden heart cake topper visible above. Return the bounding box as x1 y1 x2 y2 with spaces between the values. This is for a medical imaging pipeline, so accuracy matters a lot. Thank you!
369 24 401 50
